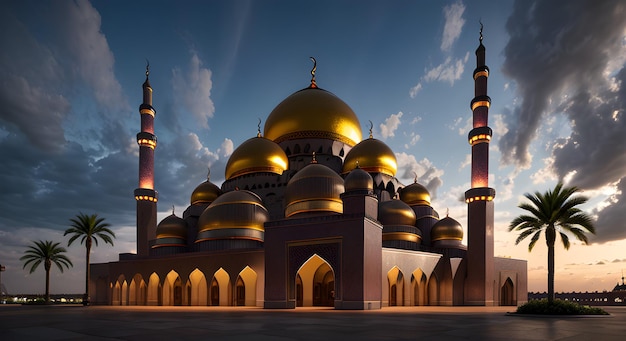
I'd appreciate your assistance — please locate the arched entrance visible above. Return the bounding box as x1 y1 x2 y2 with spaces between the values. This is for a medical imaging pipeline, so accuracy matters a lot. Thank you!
387 267 404 306
236 266 257 306
500 277 516 306
112 275 127 306
128 274 146 305
428 273 439 306
147 273 161 306
163 270 183 306
296 254 335 307
188 269 208 306
211 268 231 306
411 269 427 306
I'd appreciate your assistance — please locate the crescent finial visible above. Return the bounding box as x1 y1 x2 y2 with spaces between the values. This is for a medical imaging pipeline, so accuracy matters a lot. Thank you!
413 171 418 183
172 205 175 215
368 120 373 138
479 20 483 43
309 57 317 88
311 151 317 163
207 167 211 180
145 59 150 78
257 118 262 137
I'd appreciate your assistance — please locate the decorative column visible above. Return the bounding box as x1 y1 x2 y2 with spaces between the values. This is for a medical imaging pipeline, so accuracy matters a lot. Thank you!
464 25 496 305
134 63 158 257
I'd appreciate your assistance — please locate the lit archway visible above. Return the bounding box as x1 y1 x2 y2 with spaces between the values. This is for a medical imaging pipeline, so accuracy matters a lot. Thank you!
236 266 257 306
128 274 146 305
163 270 183 306
387 266 404 306
296 254 335 307
428 273 439 306
211 268 231 306
500 277 516 306
188 269 208 306
411 268 427 306
147 272 161 306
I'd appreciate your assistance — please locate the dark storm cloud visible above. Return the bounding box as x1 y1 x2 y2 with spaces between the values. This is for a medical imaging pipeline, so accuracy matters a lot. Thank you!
500 0 626 243
499 0 625 168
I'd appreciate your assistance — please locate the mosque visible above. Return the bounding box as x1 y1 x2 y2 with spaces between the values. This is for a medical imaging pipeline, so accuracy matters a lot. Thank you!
90 32 527 308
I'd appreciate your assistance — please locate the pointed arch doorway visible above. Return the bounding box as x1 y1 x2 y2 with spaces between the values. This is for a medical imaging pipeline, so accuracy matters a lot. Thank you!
296 254 335 307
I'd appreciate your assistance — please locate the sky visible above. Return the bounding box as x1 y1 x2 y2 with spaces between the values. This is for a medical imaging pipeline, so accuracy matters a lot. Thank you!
1 0 625 295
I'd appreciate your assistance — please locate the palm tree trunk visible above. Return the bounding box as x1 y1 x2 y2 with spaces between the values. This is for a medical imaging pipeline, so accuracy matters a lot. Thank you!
546 225 556 303
84 241 91 306
45 260 51 304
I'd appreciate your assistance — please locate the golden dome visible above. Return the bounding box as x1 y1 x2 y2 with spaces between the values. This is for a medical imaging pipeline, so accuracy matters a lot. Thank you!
225 135 288 180
400 181 431 206
378 200 416 226
263 87 362 146
431 216 464 242
342 137 397 176
190 174 222 205
284 161 345 217
344 166 373 192
155 213 187 241
196 190 268 242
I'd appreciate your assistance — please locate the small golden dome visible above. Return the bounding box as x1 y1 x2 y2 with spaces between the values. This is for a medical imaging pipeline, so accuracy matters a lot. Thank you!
378 200 417 226
342 137 397 176
225 136 288 180
431 216 464 242
190 173 222 205
196 190 268 242
156 213 187 241
264 87 362 146
400 181 431 206
284 161 344 217
344 166 373 192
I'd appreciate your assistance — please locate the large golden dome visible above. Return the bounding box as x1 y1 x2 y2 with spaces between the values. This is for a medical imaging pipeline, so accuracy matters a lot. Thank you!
284 160 345 217
196 190 268 243
225 135 288 180
342 136 397 176
154 213 187 247
399 181 431 206
431 216 464 243
378 200 417 226
263 86 362 146
190 173 222 205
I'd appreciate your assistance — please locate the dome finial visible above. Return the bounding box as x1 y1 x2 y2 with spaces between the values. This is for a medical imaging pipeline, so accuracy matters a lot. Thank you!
207 167 211 180
446 207 449 217
257 118 262 137
413 171 418 184
479 20 484 43
311 151 318 164
309 57 317 88
368 120 374 138
172 205 175 215
145 59 150 78
355 160 360 169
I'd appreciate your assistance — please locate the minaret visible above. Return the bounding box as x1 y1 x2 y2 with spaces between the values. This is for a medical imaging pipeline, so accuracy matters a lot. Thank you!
464 24 496 305
134 62 158 257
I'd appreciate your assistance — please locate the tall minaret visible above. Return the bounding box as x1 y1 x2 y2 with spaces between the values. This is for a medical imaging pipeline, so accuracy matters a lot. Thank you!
464 24 496 306
134 63 158 257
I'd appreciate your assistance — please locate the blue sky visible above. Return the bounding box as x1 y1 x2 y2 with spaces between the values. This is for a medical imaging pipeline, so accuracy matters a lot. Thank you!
1 0 626 295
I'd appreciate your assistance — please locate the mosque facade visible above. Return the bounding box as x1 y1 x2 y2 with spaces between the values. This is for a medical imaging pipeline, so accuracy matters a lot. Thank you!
90 34 527 308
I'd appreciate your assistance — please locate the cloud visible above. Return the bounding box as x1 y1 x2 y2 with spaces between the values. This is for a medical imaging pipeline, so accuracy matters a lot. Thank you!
409 83 423 98
441 1 466 52
219 138 234 158
172 51 215 129
395 152 444 200
499 0 626 171
424 53 470 85
403 132 421 149
379 112 403 139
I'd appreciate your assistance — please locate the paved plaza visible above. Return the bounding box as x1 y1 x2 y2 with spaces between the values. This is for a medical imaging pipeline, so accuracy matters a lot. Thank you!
0 305 624 340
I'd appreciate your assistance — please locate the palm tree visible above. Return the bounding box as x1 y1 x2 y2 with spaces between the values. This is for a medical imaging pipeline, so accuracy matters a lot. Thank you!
65 213 115 306
509 182 595 303
20 240 73 304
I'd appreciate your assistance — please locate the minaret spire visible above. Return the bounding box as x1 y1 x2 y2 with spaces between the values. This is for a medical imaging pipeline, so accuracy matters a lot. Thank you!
464 24 496 306
134 61 158 258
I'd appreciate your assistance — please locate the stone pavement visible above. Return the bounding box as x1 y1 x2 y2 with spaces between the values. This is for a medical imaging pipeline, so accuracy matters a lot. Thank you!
0 305 624 340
